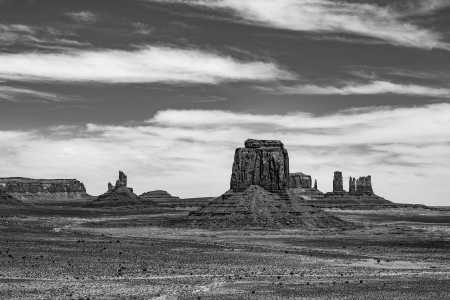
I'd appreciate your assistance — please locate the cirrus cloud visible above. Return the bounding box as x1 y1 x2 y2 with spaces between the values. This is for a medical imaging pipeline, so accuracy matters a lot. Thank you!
149 0 450 50
0 46 292 84
276 81 450 98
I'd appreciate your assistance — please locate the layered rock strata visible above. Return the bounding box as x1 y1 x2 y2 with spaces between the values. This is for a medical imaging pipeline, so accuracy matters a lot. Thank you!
92 171 142 207
0 177 90 203
0 189 22 205
230 139 289 193
289 172 312 189
140 190 212 210
332 171 344 193
189 139 349 229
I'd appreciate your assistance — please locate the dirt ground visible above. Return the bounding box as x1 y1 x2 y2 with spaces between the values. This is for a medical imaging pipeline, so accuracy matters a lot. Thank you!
0 205 449 299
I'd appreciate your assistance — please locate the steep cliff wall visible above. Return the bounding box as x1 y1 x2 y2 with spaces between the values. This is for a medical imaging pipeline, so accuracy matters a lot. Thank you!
0 177 89 202
230 139 289 193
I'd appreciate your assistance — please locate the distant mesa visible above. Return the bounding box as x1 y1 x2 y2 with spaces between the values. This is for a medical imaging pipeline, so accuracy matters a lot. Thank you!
188 139 350 229
140 190 179 206
311 171 392 208
0 177 91 203
91 171 145 207
139 190 212 210
289 172 312 189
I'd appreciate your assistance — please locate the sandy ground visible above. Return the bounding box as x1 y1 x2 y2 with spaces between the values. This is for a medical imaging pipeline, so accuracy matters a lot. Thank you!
0 206 449 299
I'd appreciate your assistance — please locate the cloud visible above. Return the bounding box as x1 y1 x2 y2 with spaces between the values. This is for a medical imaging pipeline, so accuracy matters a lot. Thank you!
0 46 292 84
65 11 97 23
0 103 449 205
151 0 449 50
276 81 450 97
0 23 90 49
0 85 62 102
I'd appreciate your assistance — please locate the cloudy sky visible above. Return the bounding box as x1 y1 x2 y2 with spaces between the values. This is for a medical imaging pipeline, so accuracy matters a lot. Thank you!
0 0 449 205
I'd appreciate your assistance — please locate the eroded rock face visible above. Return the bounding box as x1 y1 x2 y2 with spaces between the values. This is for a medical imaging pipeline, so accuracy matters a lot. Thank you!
0 177 89 202
349 177 356 193
230 139 289 192
92 171 140 206
333 171 344 193
289 172 312 189
115 171 127 188
0 178 86 193
356 176 373 194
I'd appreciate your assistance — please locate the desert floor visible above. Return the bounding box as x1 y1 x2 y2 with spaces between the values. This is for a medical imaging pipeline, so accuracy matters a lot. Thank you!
0 205 449 299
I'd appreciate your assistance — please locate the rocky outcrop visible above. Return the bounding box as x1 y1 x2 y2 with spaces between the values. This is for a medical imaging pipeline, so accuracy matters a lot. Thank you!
320 172 391 208
332 171 344 193
139 190 212 210
349 177 356 193
189 185 349 229
188 139 350 229
115 171 127 188
140 190 178 205
289 172 312 189
230 139 289 193
0 177 90 203
356 176 373 194
91 171 142 207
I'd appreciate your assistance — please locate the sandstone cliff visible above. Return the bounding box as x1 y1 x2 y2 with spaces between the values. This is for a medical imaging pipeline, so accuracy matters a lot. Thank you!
188 139 350 229
289 172 312 189
0 177 90 203
91 171 142 207
333 171 344 193
230 139 289 193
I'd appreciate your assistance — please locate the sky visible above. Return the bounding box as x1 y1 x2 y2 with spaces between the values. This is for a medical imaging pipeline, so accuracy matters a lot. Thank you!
0 0 449 205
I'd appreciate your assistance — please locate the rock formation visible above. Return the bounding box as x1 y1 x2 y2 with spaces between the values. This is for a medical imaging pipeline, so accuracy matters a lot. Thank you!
349 177 356 193
139 190 211 210
0 177 90 203
289 172 312 189
320 172 391 208
230 139 289 193
188 139 350 229
356 176 373 194
332 171 344 193
189 185 349 229
91 171 142 207
140 190 179 204
115 171 127 188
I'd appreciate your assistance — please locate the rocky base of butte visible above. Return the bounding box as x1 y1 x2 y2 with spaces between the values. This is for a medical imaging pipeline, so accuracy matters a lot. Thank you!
187 139 351 229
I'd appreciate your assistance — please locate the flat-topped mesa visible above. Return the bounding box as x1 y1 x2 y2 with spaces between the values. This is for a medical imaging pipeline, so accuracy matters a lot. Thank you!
332 171 344 193
289 172 312 189
356 176 373 195
0 177 86 193
0 177 89 202
244 139 284 148
230 139 289 193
